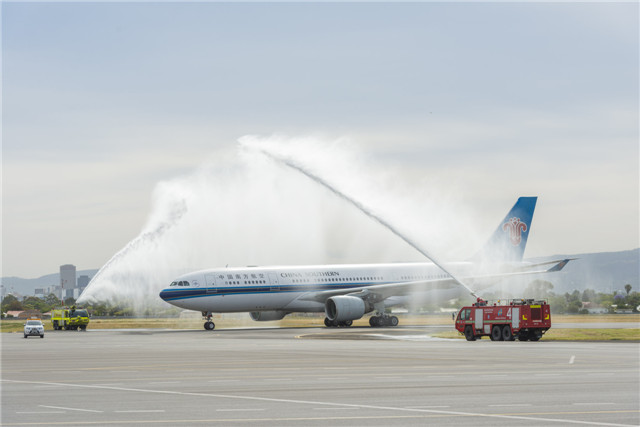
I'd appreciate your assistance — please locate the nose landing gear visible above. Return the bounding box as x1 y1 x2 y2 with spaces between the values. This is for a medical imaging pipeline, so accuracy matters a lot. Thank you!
202 312 215 330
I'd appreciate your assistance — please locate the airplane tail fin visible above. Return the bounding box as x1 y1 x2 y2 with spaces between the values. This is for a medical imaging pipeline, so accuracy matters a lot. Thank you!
473 197 537 263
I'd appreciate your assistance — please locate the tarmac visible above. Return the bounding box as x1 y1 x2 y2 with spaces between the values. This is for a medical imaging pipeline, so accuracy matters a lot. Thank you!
2 325 639 426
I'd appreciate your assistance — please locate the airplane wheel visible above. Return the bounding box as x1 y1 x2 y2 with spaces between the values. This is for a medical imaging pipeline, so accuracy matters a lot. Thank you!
204 321 215 330
343 320 352 327
369 316 379 327
324 317 332 327
390 316 399 327
490 325 503 341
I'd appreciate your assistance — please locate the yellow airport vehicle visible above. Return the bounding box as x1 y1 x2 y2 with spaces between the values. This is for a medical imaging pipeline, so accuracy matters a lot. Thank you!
51 306 90 331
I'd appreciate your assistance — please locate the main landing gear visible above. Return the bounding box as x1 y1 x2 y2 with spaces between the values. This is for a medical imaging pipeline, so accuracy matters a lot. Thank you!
369 314 399 327
324 318 353 327
202 311 215 331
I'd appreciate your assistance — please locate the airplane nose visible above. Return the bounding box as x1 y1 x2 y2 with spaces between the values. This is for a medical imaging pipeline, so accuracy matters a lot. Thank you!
159 289 171 301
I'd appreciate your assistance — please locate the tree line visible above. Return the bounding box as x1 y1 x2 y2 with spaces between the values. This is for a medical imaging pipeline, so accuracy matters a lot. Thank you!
1 294 180 318
490 280 638 314
2 281 638 317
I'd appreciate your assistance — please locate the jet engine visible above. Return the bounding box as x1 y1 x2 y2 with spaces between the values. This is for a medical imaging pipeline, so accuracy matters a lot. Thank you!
249 311 289 321
325 296 366 322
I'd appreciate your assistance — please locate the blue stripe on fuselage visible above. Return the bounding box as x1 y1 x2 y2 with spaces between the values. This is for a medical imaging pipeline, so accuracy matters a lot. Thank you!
159 282 385 302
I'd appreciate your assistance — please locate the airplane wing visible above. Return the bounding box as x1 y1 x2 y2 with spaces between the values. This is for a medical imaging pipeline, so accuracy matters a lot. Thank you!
298 258 573 305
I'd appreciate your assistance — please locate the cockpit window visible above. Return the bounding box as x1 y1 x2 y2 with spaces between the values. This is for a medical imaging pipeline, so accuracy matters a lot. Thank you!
170 280 190 286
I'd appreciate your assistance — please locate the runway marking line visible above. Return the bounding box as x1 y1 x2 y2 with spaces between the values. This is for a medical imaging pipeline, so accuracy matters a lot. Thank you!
2 379 635 427
405 405 451 409
114 410 166 413
40 405 103 413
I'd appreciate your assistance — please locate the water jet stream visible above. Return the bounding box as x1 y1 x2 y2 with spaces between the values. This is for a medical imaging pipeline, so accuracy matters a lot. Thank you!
78 200 188 304
244 142 478 298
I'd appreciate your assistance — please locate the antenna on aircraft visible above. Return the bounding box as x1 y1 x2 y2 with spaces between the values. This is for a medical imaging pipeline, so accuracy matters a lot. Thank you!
244 142 479 299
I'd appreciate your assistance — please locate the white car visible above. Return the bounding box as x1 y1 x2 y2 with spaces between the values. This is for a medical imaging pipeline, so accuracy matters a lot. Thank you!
24 319 45 338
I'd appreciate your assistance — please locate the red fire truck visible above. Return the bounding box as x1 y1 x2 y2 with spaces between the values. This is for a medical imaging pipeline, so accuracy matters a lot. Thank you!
455 298 551 342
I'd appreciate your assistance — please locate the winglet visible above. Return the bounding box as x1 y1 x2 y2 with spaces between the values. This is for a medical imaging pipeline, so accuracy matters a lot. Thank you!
547 258 575 272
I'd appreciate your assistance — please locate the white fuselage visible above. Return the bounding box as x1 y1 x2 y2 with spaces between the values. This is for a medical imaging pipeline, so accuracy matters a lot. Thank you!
159 261 488 313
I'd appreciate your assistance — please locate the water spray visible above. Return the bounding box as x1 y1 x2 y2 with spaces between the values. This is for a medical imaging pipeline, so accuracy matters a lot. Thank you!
241 140 479 299
77 200 188 304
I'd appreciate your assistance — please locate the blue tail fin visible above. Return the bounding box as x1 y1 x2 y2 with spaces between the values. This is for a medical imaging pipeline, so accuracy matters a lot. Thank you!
473 197 537 263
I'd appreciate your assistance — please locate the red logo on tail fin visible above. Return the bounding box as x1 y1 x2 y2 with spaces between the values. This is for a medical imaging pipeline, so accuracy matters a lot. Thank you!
503 217 527 246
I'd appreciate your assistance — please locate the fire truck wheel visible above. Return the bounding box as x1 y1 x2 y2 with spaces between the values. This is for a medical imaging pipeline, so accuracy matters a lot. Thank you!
502 325 515 341
518 332 529 341
464 326 476 341
490 326 503 341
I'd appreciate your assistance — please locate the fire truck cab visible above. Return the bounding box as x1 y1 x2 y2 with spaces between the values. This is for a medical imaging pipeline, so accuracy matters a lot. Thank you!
456 298 551 342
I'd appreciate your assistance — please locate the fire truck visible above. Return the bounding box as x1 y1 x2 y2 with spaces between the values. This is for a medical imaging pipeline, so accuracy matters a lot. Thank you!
51 306 90 331
455 298 551 341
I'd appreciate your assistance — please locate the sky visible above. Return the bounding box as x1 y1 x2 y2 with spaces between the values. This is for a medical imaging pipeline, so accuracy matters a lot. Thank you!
2 1 638 280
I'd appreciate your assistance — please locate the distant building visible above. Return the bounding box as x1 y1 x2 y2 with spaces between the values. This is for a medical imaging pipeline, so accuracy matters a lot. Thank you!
77 275 90 297
60 264 76 297
77 275 90 288
581 301 608 314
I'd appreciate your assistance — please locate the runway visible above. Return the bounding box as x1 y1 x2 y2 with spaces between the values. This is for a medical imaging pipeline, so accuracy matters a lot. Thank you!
2 326 639 426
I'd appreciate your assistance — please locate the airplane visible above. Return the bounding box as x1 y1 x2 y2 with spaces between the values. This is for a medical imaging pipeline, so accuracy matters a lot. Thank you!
159 197 571 330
